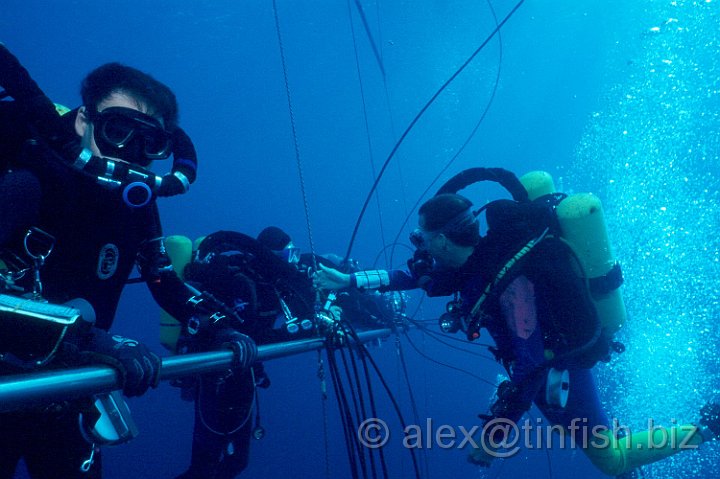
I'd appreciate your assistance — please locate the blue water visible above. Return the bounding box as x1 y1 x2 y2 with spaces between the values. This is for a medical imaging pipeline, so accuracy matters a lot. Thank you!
2 0 719 478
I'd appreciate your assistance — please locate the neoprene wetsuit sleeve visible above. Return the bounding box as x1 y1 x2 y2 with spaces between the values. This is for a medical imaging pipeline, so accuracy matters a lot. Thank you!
137 206 202 326
0 44 77 154
144 256 200 327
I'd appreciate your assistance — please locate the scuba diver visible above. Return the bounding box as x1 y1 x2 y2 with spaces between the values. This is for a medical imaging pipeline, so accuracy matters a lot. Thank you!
0 45 256 478
171 228 317 479
256 226 403 332
169 225 402 479
314 167 720 477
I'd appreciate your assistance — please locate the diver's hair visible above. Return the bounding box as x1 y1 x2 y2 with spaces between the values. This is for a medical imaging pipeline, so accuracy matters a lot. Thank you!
419 193 480 247
81 63 178 130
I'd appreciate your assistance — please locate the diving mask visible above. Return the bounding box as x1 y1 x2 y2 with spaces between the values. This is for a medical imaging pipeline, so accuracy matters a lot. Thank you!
87 106 172 166
409 228 436 251
279 243 301 265
409 207 478 251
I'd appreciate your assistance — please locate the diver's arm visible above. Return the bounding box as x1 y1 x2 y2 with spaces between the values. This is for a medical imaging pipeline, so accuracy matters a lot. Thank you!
314 263 418 292
139 235 200 325
314 263 352 289
0 44 78 154
137 207 208 325
140 237 246 331
351 269 418 291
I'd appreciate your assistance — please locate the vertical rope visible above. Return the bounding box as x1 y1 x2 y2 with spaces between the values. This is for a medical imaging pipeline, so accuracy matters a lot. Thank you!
318 350 331 479
346 0 390 268
344 0 526 263
387 0 505 267
272 0 317 264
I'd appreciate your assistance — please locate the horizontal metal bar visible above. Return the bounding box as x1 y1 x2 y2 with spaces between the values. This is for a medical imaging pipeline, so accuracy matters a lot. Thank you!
0 328 391 413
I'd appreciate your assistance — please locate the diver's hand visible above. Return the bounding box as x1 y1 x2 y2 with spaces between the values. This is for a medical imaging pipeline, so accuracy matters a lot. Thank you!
313 263 351 290
212 328 258 371
466 426 497 468
86 330 161 397
467 445 495 468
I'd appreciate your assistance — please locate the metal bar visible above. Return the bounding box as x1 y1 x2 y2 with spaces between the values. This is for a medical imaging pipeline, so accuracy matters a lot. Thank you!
0 328 391 413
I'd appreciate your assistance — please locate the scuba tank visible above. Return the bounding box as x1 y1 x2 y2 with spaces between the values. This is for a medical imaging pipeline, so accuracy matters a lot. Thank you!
519 171 626 337
436 168 625 364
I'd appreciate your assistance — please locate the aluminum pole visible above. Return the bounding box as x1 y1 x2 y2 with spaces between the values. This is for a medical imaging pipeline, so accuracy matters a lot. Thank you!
0 328 390 412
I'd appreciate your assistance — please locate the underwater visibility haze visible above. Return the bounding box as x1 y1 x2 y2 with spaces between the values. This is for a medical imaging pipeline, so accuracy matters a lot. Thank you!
1 0 719 478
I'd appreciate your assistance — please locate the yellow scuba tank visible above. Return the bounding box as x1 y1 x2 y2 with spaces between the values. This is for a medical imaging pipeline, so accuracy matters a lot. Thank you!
519 171 626 336
159 235 194 352
518 170 556 200
54 103 71 116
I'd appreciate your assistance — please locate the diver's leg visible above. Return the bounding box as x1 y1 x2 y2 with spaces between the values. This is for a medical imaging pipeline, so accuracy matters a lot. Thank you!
469 276 547 465
23 406 102 479
213 372 254 479
176 378 224 479
176 420 223 479
539 369 703 476
215 419 252 479
0 411 26 479
178 371 254 479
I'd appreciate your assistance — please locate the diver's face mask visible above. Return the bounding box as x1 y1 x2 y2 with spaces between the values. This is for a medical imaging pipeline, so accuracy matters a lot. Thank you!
275 242 301 265
410 207 477 251
409 228 438 251
87 107 172 167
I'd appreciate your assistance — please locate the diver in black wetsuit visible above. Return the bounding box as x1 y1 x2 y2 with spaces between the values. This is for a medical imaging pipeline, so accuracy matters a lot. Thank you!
257 226 403 333
173 225 405 479
0 45 256 479
174 229 318 479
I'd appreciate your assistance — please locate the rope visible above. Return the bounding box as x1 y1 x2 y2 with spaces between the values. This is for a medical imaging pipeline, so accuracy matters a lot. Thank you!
318 350 331 479
388 0 505 267
344 0 526 263
271 0 318 265
346 0 391 267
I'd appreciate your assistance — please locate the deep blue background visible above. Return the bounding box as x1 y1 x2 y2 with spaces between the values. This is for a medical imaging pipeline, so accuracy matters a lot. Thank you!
2 1 718 478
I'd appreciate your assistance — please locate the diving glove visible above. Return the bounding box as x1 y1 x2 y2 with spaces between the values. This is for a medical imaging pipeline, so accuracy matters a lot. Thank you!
466 425 498 468
212 328 258 371
86 329 161 397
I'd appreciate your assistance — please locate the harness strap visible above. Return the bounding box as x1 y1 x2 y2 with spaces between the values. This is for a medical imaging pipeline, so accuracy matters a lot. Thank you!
463 228 549 340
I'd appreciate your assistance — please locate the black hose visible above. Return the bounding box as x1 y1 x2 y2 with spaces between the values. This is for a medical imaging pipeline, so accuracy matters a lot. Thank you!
344 0 527 263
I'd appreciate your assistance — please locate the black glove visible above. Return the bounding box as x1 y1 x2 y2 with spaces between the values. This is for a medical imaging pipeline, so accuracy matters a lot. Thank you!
407 249 434 279
157 173 186 197
212 328 258 371
87 329 161 397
